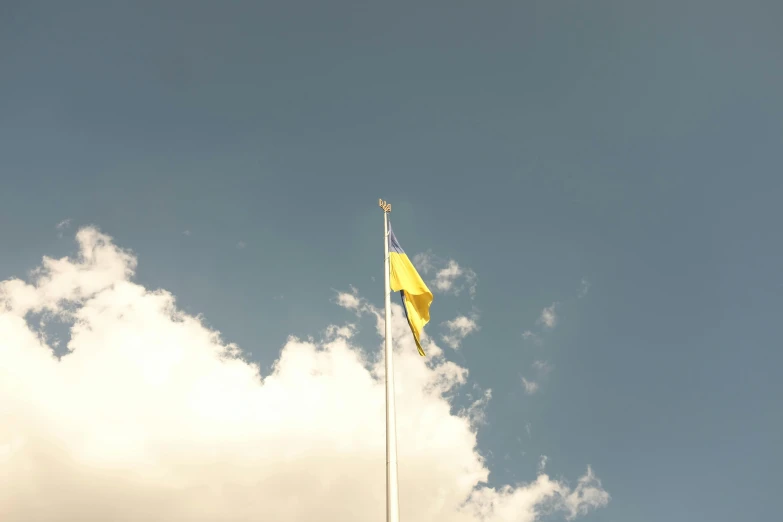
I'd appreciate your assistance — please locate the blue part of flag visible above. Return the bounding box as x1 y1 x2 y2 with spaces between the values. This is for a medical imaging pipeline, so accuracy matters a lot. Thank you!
388 224 405 255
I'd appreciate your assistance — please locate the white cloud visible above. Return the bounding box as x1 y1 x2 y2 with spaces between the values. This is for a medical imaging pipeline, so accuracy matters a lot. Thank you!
336 291 362 310
532 360 553 378
433 260 477 298
525 422 532 438
459 388 492 428
412 251 436 275
522 330 542 346
183 230 191 236
578 279 590 298
441 315 479 349
434 260 462 292
334 287 378 320
236 241 247 249
521 378 539 395
561 467 611 520
521 361 553 396
56 219 71 238
325 324 356 340
0 227 608 522
537 303 558 329
413 252 477 298
538 455 548 474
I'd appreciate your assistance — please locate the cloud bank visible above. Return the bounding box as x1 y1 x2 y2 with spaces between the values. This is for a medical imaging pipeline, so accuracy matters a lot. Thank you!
0 227 608 521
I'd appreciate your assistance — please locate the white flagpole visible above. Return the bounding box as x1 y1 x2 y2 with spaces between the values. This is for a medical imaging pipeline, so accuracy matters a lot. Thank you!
381 199 400 522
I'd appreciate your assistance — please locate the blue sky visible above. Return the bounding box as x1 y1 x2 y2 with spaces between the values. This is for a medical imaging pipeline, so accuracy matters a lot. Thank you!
1 2 781 521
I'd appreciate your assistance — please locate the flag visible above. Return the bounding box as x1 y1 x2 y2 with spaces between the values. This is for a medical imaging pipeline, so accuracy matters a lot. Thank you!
388 224 433 356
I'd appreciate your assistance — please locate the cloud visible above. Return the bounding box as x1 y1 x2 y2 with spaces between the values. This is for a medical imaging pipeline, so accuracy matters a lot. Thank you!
577 279 590 299
334 286 379 320
441 315 479 349
521 361 553 396
521 378 539 395
434 260 463 292
236 241 247 249
325 324 356 340
537 303 558 329
412 251 477 298
522 330 542 346
183 230 191 236
532 360 553 378
459 388 492 428
0 227 608 522
56 219 71 238
538 455 548 474
412 251 436 275
336 291 362 311
433 261 477 298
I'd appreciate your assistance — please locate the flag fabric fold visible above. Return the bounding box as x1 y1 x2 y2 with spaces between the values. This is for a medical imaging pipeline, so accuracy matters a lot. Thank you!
388 224 433 356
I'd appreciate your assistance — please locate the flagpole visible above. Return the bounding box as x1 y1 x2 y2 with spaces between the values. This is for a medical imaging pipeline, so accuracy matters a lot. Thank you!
381 199 400 522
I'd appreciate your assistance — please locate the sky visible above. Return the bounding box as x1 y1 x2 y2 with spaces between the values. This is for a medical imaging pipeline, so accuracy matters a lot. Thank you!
0 1 781 521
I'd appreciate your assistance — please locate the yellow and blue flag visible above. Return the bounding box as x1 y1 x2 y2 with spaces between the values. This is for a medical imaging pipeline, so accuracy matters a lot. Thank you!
388 224 433 356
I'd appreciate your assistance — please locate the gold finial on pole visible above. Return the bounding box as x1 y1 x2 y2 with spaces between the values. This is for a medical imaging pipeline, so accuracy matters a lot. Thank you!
379 199 392 213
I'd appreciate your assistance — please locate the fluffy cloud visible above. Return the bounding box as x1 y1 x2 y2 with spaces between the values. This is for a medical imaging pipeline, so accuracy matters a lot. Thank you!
537 303 558 329
433 261 477 297
442 315 480 349
0 227 608 521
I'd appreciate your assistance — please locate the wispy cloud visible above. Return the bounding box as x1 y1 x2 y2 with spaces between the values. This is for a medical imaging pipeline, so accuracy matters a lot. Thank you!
412 251 436 275
441 314 479 349
522 330 543 346
522 378 539 394
532 360 553 377
56 219 71 238
236 241 247 249
413 251 477 298
183 230 191 236
324 324 356 340
578 278 591 298
434 261 477 297
521 360 553 395
459 388 492 427
334 285 379 320
538 455 549 474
